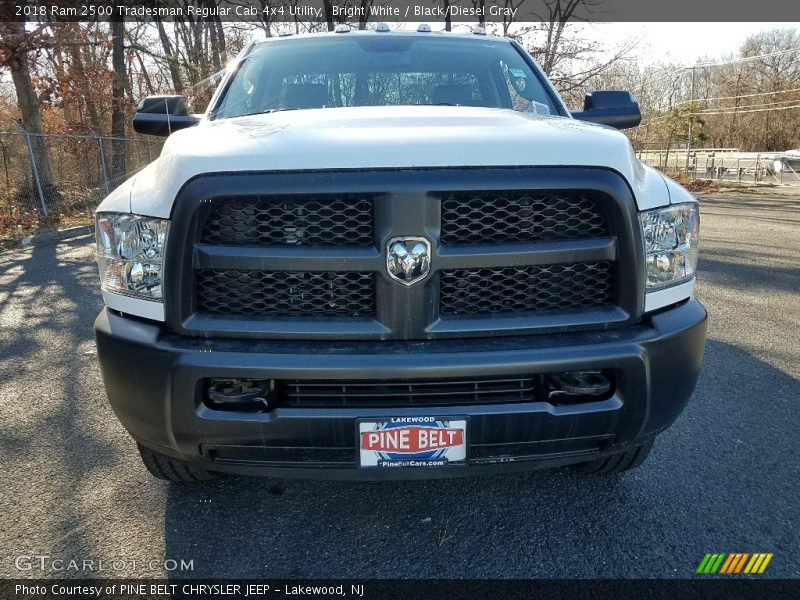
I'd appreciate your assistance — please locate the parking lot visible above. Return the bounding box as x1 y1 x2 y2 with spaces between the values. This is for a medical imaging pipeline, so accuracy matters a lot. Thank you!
0 191 798 579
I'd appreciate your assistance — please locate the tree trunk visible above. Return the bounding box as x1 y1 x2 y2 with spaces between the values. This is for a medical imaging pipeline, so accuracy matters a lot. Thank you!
214 16 227 65
191 19 207 83
155 17 184 94
322 0 335 31
358 0 370 30
442 0 458 31
111 19 126 184
134 50 155 96
209 16 222 72
1 21 56 200
65 23 101 129
443 0 452 31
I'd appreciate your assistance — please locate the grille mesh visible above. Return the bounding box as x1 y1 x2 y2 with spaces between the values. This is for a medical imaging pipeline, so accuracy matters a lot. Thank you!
202 196 374 246
196 270 375 317
279 377 537 407
190 183 623 331
440 191 608 244
439 262 613 315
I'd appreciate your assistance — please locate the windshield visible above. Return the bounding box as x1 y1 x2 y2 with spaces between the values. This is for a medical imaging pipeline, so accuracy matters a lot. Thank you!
212 35 561 119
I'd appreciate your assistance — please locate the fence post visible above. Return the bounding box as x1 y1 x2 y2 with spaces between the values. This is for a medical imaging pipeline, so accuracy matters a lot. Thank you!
96 133 110 194
0 136 10 189
17 124 48 217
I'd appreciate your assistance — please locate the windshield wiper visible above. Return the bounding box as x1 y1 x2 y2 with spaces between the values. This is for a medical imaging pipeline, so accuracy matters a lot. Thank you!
234 108 300 118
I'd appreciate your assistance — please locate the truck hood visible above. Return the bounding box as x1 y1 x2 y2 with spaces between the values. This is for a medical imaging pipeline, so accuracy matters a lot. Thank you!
106 106 671 217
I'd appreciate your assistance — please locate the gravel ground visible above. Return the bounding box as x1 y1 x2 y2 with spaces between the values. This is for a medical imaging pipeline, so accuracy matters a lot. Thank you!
0 192 798 579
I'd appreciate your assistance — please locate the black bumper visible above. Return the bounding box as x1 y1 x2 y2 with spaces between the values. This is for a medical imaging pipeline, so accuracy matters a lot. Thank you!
94 299 707 480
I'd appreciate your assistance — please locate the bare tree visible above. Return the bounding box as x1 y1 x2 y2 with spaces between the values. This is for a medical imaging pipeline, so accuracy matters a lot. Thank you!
495 0 531 38
155 16 185 94
471 0 486 27
531 0 594 76
111 18 126 182
739 28 800 151
630 28 800 153
442 0 453 32
0 19 56 199
323 0 336 31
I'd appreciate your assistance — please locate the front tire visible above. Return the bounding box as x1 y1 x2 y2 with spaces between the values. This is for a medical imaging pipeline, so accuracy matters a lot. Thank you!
137 443 217 482
572 439 654 474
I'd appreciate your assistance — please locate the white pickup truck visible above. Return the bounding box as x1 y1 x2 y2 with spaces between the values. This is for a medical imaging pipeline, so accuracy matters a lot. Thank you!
94 27 706 481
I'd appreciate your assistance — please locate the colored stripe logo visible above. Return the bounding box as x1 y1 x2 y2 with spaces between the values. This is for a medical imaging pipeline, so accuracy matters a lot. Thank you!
697 553 773 574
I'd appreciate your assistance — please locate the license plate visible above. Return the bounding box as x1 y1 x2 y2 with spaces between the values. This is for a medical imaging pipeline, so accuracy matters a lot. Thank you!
358 417 468 468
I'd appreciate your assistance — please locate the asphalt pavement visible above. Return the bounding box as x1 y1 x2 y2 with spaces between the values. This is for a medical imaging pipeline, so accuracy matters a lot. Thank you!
0 192 798 579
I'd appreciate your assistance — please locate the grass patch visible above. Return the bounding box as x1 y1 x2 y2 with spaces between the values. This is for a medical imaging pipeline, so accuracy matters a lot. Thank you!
0 195 95 251
668 174 769 195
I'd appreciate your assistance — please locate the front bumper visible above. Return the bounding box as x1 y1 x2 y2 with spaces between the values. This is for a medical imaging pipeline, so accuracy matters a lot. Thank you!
95 299 707 480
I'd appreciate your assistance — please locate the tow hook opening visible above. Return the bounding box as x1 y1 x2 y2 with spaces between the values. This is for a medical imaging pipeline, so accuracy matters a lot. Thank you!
546 370 613 405
204 378 273 412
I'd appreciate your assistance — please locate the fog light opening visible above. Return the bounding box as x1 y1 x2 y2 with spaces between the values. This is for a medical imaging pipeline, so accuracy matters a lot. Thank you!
547 370 612 404
205 378 272 412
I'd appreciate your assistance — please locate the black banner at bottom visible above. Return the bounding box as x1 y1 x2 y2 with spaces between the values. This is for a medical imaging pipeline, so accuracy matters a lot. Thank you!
3 579 799 600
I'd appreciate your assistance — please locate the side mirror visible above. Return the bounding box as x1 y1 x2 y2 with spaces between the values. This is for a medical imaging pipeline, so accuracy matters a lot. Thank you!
571 91 641 130
132 95 200 137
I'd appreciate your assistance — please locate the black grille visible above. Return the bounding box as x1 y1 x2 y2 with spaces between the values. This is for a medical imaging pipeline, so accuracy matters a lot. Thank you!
440 191 608 244
195 270 375 317
202 195 374 246
278 376 537 407
178 169 637 339
439 262 613 315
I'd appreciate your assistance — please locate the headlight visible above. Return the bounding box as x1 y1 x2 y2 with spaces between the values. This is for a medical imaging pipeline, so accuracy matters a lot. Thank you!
639 203 699 291
96 213 169 301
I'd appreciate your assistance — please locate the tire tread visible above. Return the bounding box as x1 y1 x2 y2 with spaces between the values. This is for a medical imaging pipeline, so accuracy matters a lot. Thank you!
137 444 216 482
573 439 654 475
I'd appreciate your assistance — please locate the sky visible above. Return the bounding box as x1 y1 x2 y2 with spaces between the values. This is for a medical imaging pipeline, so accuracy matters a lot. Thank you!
403 21 799 66
406 20 800 65
530 22 800 66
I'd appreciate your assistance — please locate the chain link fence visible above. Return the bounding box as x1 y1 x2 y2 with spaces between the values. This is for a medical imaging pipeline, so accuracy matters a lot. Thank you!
0 125 162 242
637 148 800 188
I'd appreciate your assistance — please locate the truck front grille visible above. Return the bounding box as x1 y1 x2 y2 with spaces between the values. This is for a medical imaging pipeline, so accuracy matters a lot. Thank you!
201 195 374 247
439 262 613 315
278 376 537 407
171 168 640 340
196 270 375 316
440 191 608 244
